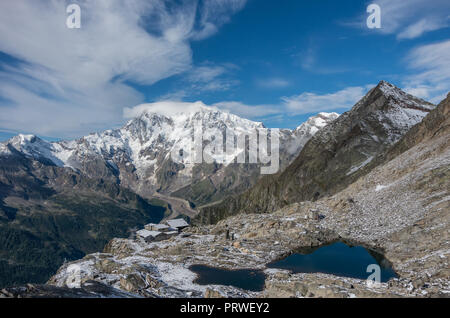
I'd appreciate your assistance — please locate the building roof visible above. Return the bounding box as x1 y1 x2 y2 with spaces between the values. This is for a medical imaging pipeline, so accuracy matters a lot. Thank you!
153 224 170 230
136 229 162 238
166 219 189 228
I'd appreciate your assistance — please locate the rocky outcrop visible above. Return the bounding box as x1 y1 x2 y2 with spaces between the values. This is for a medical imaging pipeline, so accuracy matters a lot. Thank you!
195 81 435 224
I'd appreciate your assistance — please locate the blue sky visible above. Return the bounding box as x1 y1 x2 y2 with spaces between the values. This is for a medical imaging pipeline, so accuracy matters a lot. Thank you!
0 0 449 141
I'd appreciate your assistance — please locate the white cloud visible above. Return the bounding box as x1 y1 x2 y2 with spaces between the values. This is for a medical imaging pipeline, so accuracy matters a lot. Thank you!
192 0 247 40
212 85 375 121
388 0 449 39
156 90 189 102
124 100 280 124
184 63 239 92
403 40 450 103
282 86 372 115
406 40 450 83
0 0 246 138
348 0 450 39
293 46 351 74
123 99 281 127
397 18 448 40
124 100 217 118
187 65 227 83
297 46 317 71
212 101 280 119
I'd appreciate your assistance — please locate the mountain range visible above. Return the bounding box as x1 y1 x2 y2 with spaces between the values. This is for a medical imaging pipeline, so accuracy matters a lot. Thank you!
1 105 338 207
0 101 338 288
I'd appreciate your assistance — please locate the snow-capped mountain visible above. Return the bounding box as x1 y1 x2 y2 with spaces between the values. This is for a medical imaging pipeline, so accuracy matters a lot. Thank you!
284 112 340 156
0 104 338 203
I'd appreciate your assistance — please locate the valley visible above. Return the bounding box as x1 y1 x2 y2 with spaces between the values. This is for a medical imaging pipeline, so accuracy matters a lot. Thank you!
152 192 197 220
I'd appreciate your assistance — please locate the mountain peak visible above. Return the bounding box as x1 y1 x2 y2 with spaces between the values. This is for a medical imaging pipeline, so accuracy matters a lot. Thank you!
295 112 339 135
10 134 38 143
349 81 435 120
371 80 434 111
372 80 405 96
8 134 47 151
377 79 394 88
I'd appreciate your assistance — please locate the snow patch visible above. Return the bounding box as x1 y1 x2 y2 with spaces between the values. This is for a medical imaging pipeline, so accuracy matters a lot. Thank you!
375 184 388 192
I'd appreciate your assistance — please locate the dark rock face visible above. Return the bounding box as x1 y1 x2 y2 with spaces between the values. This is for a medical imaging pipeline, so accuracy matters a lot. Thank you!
195 81 435 224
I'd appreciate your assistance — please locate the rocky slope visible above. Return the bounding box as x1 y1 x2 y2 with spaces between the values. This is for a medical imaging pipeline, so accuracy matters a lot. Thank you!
196 81 435 224
40 93 449 298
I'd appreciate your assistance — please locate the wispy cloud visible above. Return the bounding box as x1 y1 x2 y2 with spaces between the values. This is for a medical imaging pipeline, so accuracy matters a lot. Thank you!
187 65 228 83
124 100 217 118
282 86 372 115
209 85 374 123
0 0 246 138
346 0 450 39
255 78 290 89
185 63 239 92
403 39 450 103
293 46 350 74
379 0 449 39
296 46 317 71
156 62 240 100
212 101 281 119
191 0 247 40
397 18 449 40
